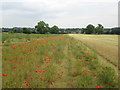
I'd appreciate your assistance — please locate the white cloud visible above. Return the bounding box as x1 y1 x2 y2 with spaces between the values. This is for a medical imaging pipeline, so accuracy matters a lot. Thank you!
1 0 119 28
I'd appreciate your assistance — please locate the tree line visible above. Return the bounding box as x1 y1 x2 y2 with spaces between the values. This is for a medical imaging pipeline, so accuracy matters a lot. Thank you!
81 24 104 34
81 24 120 34
2 21 120 34
8 21 59 34
35 21 59 34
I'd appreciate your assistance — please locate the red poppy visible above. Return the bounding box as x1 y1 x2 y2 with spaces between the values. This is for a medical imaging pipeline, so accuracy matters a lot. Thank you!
83 69 87 71
36 71 39 73
96 86 101 88
81 60 84 62
36 53 38 54
2 74 7 76
13 66 17 68
18 56 21 58
8 41 10 42
38 66 40 68
71 79 74 82
44 59 46 61
46 66 50 68
85 72 89 74
43 79 47 81
40 77 42 79
79 65 82 67
50 82 53 84
88 71 90 73
14 59 17 61
87 53 90 55
19 62 23 64
20 51 24 53
42 70 46 72
39 70 46 73
39 71 43 73
25 82 30 86
74 70 76 73
82 55 86 57
86 62 89 64
18 69 22 71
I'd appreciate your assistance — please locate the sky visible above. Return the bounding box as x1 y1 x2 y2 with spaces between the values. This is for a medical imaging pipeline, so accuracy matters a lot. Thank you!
0 0 119 28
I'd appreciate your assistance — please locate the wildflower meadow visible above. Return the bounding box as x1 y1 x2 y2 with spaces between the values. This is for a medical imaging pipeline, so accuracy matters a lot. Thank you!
2 33 118 88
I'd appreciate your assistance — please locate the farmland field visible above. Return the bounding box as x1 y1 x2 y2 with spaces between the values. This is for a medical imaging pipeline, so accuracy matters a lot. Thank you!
1 33 118 88
69 34 118 67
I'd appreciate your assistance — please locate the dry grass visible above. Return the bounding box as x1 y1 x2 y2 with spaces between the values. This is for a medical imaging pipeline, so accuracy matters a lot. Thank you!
68 34 118 67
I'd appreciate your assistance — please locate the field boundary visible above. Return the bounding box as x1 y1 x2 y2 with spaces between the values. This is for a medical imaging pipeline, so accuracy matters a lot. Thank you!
68 35 119 71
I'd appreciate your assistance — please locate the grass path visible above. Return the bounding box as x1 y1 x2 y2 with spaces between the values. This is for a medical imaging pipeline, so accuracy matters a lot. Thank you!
49 36 74 88
54 39 69 88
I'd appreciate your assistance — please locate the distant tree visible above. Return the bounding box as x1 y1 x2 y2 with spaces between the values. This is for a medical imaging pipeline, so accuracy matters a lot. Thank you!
35 21 49 34
81 28 86 34
85 24 95 34
50 25 59 34
95 24 104 34
111 29 120 35
8 29 17 33
23 28 31 34
31 30 36 34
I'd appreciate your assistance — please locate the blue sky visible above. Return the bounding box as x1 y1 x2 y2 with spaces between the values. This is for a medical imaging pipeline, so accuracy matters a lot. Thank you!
0 0 119 28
